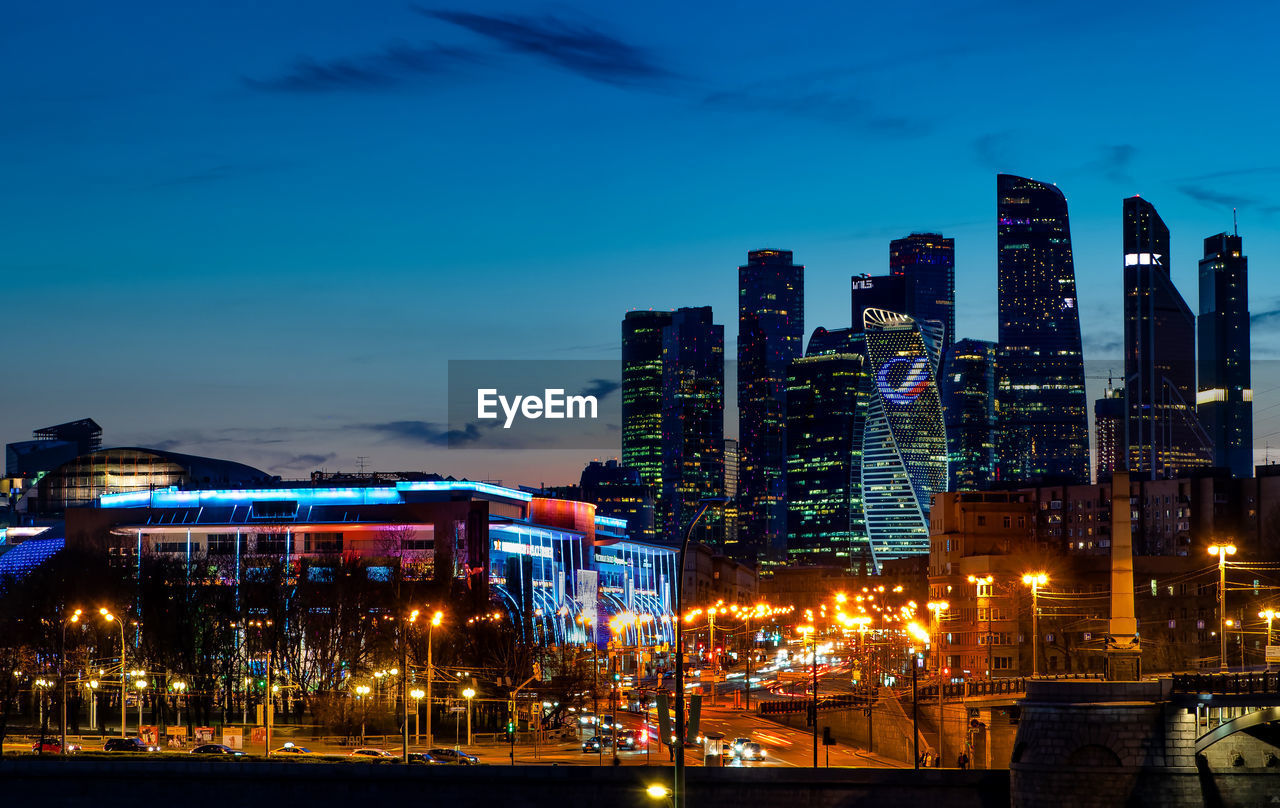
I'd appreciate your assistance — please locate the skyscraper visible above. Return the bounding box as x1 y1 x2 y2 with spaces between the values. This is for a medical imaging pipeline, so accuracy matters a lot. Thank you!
785 327 871 570
1122 196 1211 479
662 306 725 543
1198 231 1252 478
851 273 907 332
861 308 948 568
940 338 996 491
622 310 674 499
891 233 956 354
995 174 1090 485
1094 386 1125 483
738 249 804 561
723 438 741 553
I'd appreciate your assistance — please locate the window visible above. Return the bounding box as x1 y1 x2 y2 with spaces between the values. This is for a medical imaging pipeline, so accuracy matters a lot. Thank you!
992 657 1012 670
255 532 290 554
977 516 987 526
1003 516 1011 528
208 534 237 555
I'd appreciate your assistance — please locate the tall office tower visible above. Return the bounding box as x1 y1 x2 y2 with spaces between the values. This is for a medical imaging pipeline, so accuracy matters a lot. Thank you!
722 438 741 553
1198 231 1252 478
940 339 997 492
1095 386 1125 483
1122 196 1212 479
785 327 871 570
738 249 804 561
622 310 674 497
995 174 1090 485
661 306 725 544
579 459 656 542
851 273 907 331
861 309 948 569
890 233 956 354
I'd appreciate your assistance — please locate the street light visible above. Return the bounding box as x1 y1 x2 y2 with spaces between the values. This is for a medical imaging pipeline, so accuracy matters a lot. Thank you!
462 687 476 748
797 623 818 767
1021 574 1048 677
674 495 727 808
60 608 81 754
926 601 949 675
967 575 994 678
1209 543 1237 671
410 689 425 742
99 608 127 737
171 680 188 728
427 611 443 748
355 684 371 742
134 677 148 731
1260 609 1277 655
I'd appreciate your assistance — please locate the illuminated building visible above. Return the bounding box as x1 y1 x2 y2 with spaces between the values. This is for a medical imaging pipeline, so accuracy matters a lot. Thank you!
785 327 870 570
850 273 906 331
941 338 996 491
737 249 804 561
6 418 102 477
722 438 740 553
74 480 677 647
861 308 948 569
890 233 955 355
661 306 725 544
1123 196 1211 479
1094 386 1125 483
1198 230 1252 478
579 459 655 542
622 310 674 511
995 174 1090 485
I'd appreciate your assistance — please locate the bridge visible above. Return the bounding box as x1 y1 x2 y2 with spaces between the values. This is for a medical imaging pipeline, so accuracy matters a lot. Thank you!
1169 671 1280 757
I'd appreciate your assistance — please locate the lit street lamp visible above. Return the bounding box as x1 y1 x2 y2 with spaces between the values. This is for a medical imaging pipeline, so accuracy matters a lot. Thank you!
462 687 475 748
1260 609 1277 652
133 676 148 731
1021 574 1048 677
355 685 371 742
171 680 188 728
427 611 443 748
1209 543 1237 671
967 575 994 677
60 608 81 754
410 688 425 742
99 608 127 737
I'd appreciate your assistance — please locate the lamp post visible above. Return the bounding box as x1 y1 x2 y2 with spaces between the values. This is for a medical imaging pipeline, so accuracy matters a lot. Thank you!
411 689 425 742
402 609 418 763
1260 609 1277 668
967 575 993 678
427 611 442 748
133 676 147 732
797 624 818 767
87 679 99 730
171 680 187 729
674 495 727 808
355 685 370 742
99 609 126 737
1209 543 1237 671
462 687 475 748
578 613 601 766
60 608 81 754
1021 574 1048 677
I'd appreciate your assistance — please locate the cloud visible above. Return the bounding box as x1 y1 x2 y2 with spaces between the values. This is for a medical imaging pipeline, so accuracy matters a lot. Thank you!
361 419 488 447
274 452 338 470
1178 185 1257 209
1084 144 1136 184
578 378 621 401
973 132 1015 172
245 40 475 92
417 8 672 87
1084 330 1123 356
1252 306 1280 329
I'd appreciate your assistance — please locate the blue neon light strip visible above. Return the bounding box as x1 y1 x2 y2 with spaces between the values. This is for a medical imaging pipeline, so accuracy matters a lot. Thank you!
99 480 533 509
594 515 628 529
395 480 533 502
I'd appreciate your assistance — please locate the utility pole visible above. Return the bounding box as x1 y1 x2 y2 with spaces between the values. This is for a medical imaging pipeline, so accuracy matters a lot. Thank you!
912 657 919 769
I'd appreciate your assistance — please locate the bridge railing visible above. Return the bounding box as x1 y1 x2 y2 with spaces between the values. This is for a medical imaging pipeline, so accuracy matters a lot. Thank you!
1171 671 1280 695
917 673 1105 700
758 692 875 716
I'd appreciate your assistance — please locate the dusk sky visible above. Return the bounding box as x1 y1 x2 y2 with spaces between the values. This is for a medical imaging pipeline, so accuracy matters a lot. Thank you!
5 1 1280 485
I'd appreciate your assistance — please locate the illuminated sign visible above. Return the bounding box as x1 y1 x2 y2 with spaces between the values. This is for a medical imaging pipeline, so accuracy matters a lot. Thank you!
851 277 875 290
493 540 553 559
1124 253 1163 267
876 355 931 405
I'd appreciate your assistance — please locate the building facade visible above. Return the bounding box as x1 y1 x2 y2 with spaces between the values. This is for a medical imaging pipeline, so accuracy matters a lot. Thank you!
1123 196 1211 479
1094 387 1125 483
995 174 1090 486
622 310 674 514
941 338 997 492
737 249 804 561
1198 231 1252 478
890 232 955 355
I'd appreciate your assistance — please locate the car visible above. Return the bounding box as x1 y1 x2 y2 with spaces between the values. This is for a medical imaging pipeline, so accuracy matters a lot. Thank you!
427 748 479 765
104 737 158 753
738 742 766 761
31 739 80 754
581 734 615 753
271 743 315 755
190 744 242 756
615 730 642 750
406 751 442 765
350 748 395 759
599 714 618 730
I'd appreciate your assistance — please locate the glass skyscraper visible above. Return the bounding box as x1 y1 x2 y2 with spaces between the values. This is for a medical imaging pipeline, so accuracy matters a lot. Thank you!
995 174 1090 485
1094 386 1125 483
1122 196 1211 479
622 310 673 500
738 249 804 561
1198 231 1252 478
785 327 871 571
861 308 947 568
890 233 955 355
661 306 725 543
941 338 996 491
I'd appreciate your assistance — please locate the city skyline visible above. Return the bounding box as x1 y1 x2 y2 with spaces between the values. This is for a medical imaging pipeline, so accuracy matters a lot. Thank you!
5 1 1280 485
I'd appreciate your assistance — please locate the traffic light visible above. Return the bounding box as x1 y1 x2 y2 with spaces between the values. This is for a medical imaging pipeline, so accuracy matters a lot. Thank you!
505 720 514 742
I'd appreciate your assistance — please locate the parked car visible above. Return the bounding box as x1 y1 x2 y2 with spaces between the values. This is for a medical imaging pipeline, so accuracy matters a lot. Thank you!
427 748 479 764
406 751 442 765
190 744 242 756
31 739 80 754
104 737 158 753
350 748 395 759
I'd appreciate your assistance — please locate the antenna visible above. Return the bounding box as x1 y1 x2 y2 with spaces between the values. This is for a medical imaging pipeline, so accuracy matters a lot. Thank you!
1234 208 1239 237
356 456 368 475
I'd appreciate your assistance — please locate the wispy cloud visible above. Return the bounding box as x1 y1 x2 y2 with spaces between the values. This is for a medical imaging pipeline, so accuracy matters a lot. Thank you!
245 40 476 93
1083 144 1136 184
361 419 489 448
973 131 1016 173
417 8 672 87
1252 305 1280 329
1179 185 1257 210
578 378 621 401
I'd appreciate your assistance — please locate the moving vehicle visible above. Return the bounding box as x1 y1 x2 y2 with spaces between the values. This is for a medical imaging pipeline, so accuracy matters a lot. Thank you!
104 738 158 752
271 743 315 755
615 729 643 750
581 735 614 753
738 742 766 761
190 744 242 755
427 748 479 764
31 739 80 754
350 748 395 759
407 751 442 764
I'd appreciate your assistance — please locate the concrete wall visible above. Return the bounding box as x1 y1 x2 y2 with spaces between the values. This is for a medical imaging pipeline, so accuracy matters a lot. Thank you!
0 759 1008 808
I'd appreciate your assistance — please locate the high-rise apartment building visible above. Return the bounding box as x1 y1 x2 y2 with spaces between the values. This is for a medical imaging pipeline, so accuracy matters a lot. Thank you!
1198 231 1252 478
890 233 955 355
995 174 1090 485
723 438 741 553
1095 387 1125 483
1122 196 1211 479
738 249 804 561
941 339 996 491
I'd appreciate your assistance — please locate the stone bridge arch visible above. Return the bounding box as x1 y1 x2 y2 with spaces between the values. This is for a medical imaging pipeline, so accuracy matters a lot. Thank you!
1195 706 1280 755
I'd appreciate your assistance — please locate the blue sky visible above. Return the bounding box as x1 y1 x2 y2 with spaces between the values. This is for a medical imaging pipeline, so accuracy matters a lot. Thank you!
4 0 1280 483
